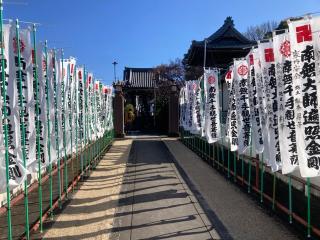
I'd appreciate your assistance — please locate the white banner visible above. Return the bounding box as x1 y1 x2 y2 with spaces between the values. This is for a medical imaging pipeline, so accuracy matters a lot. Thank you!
0 24 27 192
18 28 36 172
273 32 299 174
204 69 220 143
191 80 202 134
288 18 320 177
248 49 264 154
234 59 251 154
225 66 233 142
258 41 282 171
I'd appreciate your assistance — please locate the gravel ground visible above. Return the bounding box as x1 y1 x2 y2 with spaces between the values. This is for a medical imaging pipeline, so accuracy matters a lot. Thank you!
41 139 133 240
163 138 302 240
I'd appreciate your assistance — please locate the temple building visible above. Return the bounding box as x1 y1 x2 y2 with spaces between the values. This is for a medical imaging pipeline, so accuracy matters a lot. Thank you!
121 67 158 132
183 16 256 121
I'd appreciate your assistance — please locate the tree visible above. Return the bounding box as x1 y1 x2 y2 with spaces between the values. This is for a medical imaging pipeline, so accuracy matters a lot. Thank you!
153 58 185 104
153 59 185 131
243 20 278 41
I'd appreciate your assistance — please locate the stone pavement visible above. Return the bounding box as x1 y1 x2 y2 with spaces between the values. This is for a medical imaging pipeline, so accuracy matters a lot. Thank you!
40 137 302 240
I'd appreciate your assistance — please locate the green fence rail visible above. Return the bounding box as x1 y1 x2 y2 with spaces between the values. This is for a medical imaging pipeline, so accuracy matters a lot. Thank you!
180 127 320 239
0 129 114 239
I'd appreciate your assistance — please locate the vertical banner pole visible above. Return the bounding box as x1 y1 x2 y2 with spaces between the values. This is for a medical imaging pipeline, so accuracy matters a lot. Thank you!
241 154 244 185
44 41 53 218
75 66 79 177
233 151 237 182
0 0 13 237
15 19 30 239
52 49 62 208
307 177 311 238
288 175 292 224
272 172 276 210
83 66 88 171
61 50 68 198
32 24 43 233
218 70 225 172
68 61 74 192
227 142 230 178
248 131 253 193
260 153 264 203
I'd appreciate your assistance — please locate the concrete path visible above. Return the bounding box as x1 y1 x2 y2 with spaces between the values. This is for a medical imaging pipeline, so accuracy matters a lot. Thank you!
110 138 220 240
40 137 301 240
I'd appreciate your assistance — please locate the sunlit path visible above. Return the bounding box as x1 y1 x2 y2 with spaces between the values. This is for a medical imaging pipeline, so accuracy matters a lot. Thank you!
41 140 132 240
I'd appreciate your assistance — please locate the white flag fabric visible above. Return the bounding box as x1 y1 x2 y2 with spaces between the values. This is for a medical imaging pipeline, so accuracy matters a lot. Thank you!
179 86 187 129
18 28 36 172
225 66 234 142
204 69 221 143
186 81 194 131
258 41 282 171
191 80 202 134
0 24 27 192
273 32 299 174
288 18 320 177
77 67 85 144
234 59 251 154
33 44 49 171
247 50 264 154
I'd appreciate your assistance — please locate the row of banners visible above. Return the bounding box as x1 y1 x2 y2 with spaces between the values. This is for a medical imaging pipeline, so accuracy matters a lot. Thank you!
0 23 114 193
179 16 320 178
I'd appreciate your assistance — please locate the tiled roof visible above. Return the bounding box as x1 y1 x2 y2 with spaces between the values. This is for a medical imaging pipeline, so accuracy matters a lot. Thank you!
123 67 156 88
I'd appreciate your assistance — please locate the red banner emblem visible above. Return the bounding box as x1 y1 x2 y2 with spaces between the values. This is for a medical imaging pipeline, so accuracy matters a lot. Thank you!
249 54 254 65
280 40 291 57
225 70 232 80
264 48 274 62
78 70 82 80
13 37 25 54
208 75 216 84
192 83 197 90
296 24 312 43
237 65 248 76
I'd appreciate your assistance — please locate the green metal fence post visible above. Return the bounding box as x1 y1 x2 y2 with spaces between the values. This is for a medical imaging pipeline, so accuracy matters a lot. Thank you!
15 19 30 238
44 40 53 218
32 24 43 233
52 49 62 208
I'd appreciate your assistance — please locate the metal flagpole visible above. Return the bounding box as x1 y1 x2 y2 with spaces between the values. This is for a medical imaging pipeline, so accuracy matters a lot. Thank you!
307 177 311 238
44 41 53 218
61 50 68 198
248 130 253 193
32 24 43 233
83 66 88 172
15 19 30 239
288 175 292 224
233 151 237 182
0 1 13 237
75 65 79 179
272 172 276 210
52 49 62 208
68 62 73 192
218 70 225 172
260 153 264 203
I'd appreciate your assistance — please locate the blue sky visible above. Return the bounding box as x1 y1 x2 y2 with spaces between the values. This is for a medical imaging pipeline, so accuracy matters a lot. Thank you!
5 0 320 85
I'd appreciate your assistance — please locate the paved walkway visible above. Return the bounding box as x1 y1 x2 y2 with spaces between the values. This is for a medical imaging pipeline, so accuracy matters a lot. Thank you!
40 137 301 240
110 138 220 240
